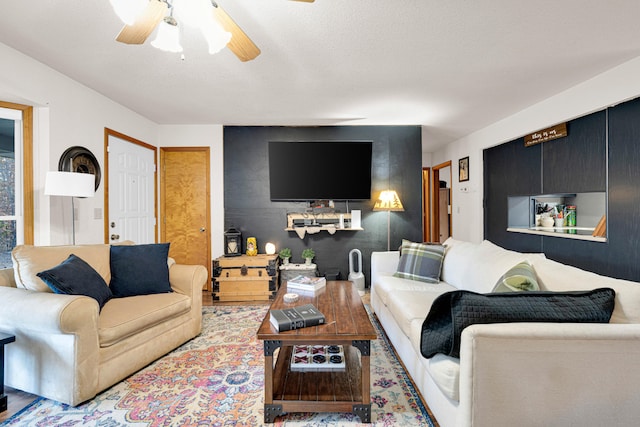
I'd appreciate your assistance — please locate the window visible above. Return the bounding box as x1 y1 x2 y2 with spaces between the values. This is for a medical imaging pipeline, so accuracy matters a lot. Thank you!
0 107 25 268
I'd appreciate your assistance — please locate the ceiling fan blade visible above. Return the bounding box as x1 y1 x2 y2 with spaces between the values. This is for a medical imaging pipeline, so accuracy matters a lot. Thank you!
212 3 261 62
116 0 168 45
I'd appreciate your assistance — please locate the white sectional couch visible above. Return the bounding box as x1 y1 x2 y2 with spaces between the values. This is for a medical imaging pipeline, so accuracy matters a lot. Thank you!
370 238 640 427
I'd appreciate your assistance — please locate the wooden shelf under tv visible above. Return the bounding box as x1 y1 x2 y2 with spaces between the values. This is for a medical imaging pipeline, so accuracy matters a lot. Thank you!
285 213 363 232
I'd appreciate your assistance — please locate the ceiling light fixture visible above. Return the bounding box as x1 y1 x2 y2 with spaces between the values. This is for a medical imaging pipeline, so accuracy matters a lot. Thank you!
112 0 231 56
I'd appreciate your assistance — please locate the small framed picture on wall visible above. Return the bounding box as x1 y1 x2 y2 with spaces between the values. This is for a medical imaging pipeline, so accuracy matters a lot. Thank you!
459 156 469 182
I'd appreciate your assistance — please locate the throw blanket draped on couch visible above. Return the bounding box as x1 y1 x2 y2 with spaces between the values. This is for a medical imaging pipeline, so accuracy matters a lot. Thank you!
420 288 616 359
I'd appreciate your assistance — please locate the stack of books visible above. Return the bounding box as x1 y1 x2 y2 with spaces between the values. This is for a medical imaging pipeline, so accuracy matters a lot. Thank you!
269 303 326 332
286 275 327 293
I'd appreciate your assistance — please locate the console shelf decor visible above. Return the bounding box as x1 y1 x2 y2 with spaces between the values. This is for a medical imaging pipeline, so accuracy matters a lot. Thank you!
285 213 363 239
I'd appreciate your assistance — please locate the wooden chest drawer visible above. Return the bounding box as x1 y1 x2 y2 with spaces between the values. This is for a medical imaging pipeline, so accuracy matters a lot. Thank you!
213 254 280 301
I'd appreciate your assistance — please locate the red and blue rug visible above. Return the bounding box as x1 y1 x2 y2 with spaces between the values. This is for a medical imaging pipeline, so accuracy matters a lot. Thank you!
2 305 435 426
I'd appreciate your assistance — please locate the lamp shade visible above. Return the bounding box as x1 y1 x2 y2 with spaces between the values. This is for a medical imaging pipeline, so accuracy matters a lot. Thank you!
373 190 404 212
45 171 95 198
151 17 183 53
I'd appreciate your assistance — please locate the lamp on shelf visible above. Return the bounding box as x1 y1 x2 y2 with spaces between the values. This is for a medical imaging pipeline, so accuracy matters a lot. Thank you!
44 171 95 245
373 189 404 251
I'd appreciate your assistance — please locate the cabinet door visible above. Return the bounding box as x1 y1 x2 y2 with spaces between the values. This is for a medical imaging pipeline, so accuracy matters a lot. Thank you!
542 111 606 194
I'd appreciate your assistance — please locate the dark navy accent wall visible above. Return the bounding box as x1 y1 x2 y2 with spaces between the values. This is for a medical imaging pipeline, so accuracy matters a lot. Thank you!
484 97 640 282
223 126 423 287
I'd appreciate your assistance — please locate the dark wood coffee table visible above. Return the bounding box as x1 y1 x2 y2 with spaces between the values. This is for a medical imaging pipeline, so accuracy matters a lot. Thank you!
1 332 16 412
257 280 377 423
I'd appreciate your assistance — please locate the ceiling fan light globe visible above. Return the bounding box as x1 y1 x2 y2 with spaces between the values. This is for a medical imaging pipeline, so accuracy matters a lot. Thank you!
110 0 148 25
202 23 232 54
151 17 184 53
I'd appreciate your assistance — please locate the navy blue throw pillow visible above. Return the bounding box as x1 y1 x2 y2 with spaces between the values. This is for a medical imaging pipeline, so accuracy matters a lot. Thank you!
109 243 172 297
37 254 112 310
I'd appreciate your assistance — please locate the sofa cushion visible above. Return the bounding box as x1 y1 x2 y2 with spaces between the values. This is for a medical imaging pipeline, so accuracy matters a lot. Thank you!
98 292 191 347
12 244 111 292
109 243 172 297
393 240 445 283
428 353 461 401
492 261 540 292
36 254 112 309
421 288 616 359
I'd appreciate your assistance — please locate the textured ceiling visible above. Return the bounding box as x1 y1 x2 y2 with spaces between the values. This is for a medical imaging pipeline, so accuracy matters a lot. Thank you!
1 0 640 150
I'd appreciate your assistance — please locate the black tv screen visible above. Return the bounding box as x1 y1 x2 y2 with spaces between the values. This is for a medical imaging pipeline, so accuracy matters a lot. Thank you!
269 141 372 201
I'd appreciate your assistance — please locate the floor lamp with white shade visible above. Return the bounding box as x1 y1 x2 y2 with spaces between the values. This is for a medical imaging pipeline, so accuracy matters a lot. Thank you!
44 171 95 245
373 189 405 251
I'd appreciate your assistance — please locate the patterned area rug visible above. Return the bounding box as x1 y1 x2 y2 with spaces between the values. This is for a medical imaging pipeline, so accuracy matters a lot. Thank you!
2 305 435 426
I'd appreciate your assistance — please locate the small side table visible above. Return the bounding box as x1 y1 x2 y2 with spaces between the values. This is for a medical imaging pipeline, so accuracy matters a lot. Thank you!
0 332 16 412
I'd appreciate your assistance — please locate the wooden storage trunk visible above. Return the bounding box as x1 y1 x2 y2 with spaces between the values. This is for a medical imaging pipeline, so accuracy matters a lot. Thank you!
213 254 279 301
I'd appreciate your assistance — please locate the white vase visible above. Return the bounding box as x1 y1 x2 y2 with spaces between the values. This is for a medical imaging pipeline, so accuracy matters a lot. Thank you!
305 258 312 265
282 257 290 265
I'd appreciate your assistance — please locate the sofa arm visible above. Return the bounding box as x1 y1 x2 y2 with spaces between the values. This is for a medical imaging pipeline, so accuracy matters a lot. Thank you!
370 251 400 288
170 264 208 297
0 286 99 334
458 322 640 427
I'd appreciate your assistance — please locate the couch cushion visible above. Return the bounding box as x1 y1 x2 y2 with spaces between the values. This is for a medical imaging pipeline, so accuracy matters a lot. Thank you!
492 261 540 292
421 288 616 359
98 292 191 347
428 353 461 401
12 244 111 292
533 257 640 323
37 254 112 310
374 272 453 309
386 284 456 339
109 243 172 297
393 240 446 283
441 239 545 293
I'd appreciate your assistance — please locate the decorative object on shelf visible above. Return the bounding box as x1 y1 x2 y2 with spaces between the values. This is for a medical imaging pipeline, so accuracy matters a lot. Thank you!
224 227 242 257
265 242 276 255
373 190 405 251
541 216 555 228
44 171 95 245
58 146 101 191
458 156 469 182
301 248 315 265
246 237 258 256
278 248 292 265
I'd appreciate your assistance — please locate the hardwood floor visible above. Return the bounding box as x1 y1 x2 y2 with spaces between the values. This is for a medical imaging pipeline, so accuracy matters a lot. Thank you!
1 289 371 422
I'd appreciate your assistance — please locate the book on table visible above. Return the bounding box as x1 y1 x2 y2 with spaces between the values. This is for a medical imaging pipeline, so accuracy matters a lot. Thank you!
270 303 326 332
286 275 327 292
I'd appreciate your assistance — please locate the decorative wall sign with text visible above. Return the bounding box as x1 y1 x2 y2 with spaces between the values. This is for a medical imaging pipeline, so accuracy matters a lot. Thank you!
524 123 567 147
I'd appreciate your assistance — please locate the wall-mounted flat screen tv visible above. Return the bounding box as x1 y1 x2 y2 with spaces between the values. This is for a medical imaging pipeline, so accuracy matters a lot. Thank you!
269 141 372 201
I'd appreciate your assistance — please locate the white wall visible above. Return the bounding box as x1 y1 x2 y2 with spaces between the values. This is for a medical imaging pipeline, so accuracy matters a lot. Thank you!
429 56 640 243
0 42 157 245
157 125 225 258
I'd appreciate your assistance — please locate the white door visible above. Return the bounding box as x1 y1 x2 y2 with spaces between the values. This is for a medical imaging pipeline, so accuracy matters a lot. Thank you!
107 132 156 244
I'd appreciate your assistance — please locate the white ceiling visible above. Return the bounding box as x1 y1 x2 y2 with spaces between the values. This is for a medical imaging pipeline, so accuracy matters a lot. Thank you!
1 0 640 151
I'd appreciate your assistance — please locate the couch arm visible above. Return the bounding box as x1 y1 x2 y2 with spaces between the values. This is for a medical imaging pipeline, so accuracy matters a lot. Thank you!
370 251 400 289
458 322 640 427
170 263 208 300
0 286 100 405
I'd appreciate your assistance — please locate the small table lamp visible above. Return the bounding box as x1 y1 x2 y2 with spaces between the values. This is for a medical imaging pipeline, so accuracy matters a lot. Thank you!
45 171 95 244
373 190 404 251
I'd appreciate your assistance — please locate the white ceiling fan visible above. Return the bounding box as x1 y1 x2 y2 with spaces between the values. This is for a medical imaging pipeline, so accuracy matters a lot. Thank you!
112 0 314 62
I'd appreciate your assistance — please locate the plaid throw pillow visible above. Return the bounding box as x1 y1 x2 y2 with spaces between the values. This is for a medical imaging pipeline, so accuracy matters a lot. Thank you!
394 240 446 283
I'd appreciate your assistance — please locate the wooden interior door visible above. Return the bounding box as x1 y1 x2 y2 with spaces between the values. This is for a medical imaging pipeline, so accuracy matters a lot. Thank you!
432 161 452 243
160 147 211 290
422 167 431 242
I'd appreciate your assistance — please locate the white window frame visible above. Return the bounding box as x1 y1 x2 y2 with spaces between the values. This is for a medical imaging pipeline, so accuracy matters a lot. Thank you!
0 107 24 246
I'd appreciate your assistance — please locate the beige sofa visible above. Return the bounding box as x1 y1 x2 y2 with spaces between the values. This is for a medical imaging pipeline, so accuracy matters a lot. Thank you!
371 238 640 427
0 243 208 406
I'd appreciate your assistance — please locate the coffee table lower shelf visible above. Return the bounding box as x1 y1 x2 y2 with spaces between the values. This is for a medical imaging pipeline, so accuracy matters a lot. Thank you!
264 342 371 423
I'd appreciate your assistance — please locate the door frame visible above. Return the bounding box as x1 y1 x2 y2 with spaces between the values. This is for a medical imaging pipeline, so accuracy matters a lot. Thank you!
422 167 431 242
432 160 452 242
103 128 158 244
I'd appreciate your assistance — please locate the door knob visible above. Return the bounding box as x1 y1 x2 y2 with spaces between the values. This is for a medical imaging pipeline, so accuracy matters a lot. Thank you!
200 227 206 232
111 234 120 240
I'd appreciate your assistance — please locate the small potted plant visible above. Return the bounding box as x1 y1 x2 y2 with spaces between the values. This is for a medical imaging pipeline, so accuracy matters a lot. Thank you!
279 248 292 265
301 248 315 265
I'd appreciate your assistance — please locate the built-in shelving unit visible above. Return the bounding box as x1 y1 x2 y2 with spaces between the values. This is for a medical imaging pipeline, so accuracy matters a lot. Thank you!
507 192 606 243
